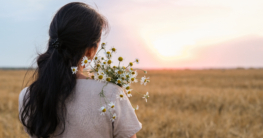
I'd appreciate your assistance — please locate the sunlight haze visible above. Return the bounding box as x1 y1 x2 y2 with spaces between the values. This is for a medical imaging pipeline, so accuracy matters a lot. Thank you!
0 0 262 69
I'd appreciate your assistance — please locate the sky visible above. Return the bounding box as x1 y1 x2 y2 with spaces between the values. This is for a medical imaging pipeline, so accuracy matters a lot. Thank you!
0 0 263 69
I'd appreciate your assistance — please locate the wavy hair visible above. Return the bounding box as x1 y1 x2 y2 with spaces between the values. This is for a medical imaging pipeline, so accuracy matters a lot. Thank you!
20 2 108 138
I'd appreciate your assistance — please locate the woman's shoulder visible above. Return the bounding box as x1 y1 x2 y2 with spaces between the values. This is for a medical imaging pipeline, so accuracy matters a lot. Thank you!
76 79 123 92
19 87 29 110
19 87 28 101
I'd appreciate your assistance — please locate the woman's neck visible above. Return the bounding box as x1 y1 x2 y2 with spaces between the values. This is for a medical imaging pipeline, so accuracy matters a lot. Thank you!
76 65 87 79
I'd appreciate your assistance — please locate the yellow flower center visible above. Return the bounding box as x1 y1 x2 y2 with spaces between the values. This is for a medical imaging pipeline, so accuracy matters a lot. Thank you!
128 91 131 94
112 116 116 119
121 77 125 80
136 59 139 62
126 75 129 78
103 62 106 64
91 75 94 79
107 51 111 54
106 78 111 81
97 64 101 67
120 94 123 98
126 86 130 90
144 79 147 82
132 72 135 75
117 80 121 83
102 108 106 112
111 105 114 108
129 62 133 66
111 48 116 52
118 57 123 62
130 68 133 71
72 68 75 71
131 78 134 81
122 66 126 69
98 75 103 80
95 57 98 60
118 71 122 74
107 60 112 64
113 66 116 68
84 60 88 63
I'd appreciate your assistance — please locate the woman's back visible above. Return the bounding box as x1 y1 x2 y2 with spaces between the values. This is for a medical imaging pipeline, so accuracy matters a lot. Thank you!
19 79 142 138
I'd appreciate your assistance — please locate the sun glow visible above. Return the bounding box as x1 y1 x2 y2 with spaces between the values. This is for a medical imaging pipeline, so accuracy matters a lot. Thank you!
152 35 195 58
142 32 196 60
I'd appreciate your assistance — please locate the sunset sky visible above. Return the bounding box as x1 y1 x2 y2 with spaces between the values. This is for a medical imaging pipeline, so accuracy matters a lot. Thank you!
0 0 263 69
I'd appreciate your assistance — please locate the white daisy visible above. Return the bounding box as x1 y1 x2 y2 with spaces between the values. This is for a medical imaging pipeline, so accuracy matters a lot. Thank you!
129 62 133 67
110 47 116 53
126 89 132 97
101 42 106 49
130 77 138 83
105 51 111 56
120 75 126 81
99 105 107 115
142 92 150 102
71 67 78 74
107 60 112 65
106 77 111 82
116 91 125 101
123 84 131 91
102 61 107 66
115 69 123 75
136 105 139 110
129 67 134 72
115 79 122 84
108 102 115 110
98 69 105 75
125 72 131 79
93 56 99 62
131 70 138 78
140 76 150 85
81 56 91 67
135 58 139 64
134 105 139 111
94 74 106 82
110 113 117 122
95 63 101 69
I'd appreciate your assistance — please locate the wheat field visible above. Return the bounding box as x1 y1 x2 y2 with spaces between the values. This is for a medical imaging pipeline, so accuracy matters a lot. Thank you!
0 69 263 138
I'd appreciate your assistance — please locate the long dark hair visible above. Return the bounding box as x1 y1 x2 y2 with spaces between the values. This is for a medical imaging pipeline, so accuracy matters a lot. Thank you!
20 2 108 138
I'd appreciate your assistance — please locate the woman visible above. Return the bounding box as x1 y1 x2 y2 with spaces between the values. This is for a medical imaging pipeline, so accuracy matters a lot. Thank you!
19 2 142 138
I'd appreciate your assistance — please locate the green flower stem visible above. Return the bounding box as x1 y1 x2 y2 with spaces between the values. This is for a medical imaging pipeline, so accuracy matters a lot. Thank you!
88 64 96 70
133 68 147 73
135 91 144 96
100 82 110 103
125 64 130 69
95 48 103 57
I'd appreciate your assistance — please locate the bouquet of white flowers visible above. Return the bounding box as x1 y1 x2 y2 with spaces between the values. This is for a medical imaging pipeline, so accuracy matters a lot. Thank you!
71 42 150 122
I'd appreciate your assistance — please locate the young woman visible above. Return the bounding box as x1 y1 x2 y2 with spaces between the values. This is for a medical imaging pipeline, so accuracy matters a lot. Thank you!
19 2 142 138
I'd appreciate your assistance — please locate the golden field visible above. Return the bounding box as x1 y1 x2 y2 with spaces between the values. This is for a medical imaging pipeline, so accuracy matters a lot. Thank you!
0 69 263 138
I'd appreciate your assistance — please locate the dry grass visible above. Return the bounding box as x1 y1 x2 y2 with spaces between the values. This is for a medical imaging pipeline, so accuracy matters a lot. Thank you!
1 69 263 138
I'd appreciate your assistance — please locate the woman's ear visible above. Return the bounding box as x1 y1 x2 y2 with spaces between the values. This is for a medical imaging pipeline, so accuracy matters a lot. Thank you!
85 46 98 59
85 47 92 59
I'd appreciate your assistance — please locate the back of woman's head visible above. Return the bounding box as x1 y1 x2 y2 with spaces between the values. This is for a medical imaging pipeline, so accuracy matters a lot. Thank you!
20 2 108 138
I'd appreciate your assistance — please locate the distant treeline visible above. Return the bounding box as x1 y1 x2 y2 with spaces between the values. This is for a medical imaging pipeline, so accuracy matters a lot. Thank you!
0 67 35 70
